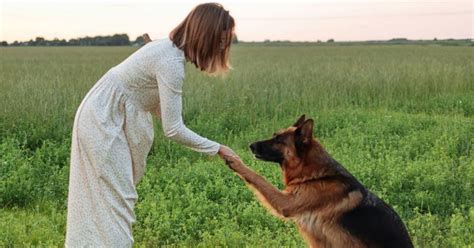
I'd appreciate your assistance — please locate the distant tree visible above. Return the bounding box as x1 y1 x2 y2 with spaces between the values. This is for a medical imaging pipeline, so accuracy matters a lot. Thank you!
434 37 438 41
0 41 8 46
389 38 408 42
50 38 67 46
133 35 146 46
69 39 79 46
264 39 271 43
327 39 335 43
60 34 130 46
110 34 130 46
35 37 46 46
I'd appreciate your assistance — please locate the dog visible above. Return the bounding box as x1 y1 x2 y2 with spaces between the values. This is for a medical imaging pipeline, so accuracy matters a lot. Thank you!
224 115 413 248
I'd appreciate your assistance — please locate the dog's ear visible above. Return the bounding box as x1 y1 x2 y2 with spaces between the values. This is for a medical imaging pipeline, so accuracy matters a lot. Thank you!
295 119 314 145
292 114 306 127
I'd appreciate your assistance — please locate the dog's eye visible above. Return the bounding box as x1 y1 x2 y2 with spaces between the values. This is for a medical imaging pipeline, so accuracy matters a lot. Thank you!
274 135 285 144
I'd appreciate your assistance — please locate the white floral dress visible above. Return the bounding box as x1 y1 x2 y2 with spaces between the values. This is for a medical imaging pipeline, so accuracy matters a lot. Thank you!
65 38 220 247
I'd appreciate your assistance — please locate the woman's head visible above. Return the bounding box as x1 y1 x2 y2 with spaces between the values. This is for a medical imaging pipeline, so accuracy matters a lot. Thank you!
170 3 235 75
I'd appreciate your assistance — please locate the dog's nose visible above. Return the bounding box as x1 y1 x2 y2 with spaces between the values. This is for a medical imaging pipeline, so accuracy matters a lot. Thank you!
249 143 257 152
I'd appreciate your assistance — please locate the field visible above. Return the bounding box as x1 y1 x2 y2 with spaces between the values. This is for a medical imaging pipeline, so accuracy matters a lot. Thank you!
1 44 473 247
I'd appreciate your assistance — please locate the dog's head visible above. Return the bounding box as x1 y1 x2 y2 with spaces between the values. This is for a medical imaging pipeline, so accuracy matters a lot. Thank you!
249 115 315 165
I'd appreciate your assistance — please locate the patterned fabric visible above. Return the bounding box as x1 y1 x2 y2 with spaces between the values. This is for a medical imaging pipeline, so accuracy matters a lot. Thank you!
65 38 220 247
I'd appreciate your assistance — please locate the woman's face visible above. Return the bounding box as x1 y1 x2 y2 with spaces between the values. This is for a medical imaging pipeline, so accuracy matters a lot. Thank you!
220 30 234 50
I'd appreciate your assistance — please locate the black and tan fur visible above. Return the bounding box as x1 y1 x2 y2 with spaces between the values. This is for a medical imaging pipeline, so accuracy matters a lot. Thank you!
224 115 413 248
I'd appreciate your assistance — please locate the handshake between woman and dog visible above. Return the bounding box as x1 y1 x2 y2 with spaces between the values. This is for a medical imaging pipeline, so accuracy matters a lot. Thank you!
139 34 412 247
224 115 413 248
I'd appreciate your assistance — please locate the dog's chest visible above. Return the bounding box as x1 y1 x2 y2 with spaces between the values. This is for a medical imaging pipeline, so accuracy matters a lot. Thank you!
293 211 330 241
293 211 364 248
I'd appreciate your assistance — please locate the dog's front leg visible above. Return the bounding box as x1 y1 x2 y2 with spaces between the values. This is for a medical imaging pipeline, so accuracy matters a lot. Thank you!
225 156 297 218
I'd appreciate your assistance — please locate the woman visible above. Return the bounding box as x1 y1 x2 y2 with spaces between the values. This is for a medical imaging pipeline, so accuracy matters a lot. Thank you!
65 3 238 246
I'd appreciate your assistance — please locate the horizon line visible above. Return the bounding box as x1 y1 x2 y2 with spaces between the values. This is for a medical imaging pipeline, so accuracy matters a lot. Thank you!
2 35 473 44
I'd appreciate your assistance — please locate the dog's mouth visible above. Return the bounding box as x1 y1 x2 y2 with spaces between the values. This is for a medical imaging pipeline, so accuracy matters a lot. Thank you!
252 152 283 163
250 149 267 160
254 154 264 160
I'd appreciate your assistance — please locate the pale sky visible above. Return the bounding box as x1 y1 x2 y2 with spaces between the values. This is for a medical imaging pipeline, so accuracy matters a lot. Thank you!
0 0 472 43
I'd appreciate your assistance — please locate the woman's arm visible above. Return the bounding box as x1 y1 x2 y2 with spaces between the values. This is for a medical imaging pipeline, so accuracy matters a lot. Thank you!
156 62 221 155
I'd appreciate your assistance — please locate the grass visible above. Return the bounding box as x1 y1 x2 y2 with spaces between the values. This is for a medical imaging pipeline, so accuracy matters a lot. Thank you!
0 44 473 247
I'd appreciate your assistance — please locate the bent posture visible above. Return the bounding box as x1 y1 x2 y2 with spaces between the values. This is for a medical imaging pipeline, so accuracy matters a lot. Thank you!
225 115 413 248
66 3 237 247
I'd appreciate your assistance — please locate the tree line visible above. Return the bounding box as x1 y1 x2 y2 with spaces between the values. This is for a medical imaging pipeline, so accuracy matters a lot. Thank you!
1 34 469 47
0 34 144 47
0 33 240 47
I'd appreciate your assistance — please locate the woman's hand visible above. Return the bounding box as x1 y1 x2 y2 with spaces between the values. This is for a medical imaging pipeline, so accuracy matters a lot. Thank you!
218 145 239 161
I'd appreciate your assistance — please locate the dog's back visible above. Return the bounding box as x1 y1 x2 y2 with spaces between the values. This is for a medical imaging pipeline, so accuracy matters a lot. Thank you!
341 195 413 248
327 158 413 247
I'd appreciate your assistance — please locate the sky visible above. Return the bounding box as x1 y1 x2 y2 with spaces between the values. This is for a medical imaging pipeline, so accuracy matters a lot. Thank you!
0 0 472 43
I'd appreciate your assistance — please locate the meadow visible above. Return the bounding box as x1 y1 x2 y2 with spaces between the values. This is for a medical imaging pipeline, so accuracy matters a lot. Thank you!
0 44 473 247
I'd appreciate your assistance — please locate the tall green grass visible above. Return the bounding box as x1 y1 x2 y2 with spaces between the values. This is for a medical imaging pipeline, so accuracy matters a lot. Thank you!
1 45 473 247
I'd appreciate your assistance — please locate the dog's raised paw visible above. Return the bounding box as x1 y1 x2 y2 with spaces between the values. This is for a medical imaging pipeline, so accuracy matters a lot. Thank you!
223 155 242 171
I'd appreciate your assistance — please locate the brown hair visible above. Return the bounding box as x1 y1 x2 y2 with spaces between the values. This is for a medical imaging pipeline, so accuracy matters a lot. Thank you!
169 3 235 75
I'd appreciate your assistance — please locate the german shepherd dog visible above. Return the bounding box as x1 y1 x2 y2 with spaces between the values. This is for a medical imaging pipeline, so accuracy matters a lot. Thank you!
224 115 413 248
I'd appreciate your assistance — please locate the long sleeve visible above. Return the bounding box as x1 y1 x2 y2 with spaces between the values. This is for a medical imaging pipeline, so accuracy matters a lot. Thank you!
155 59 220 155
